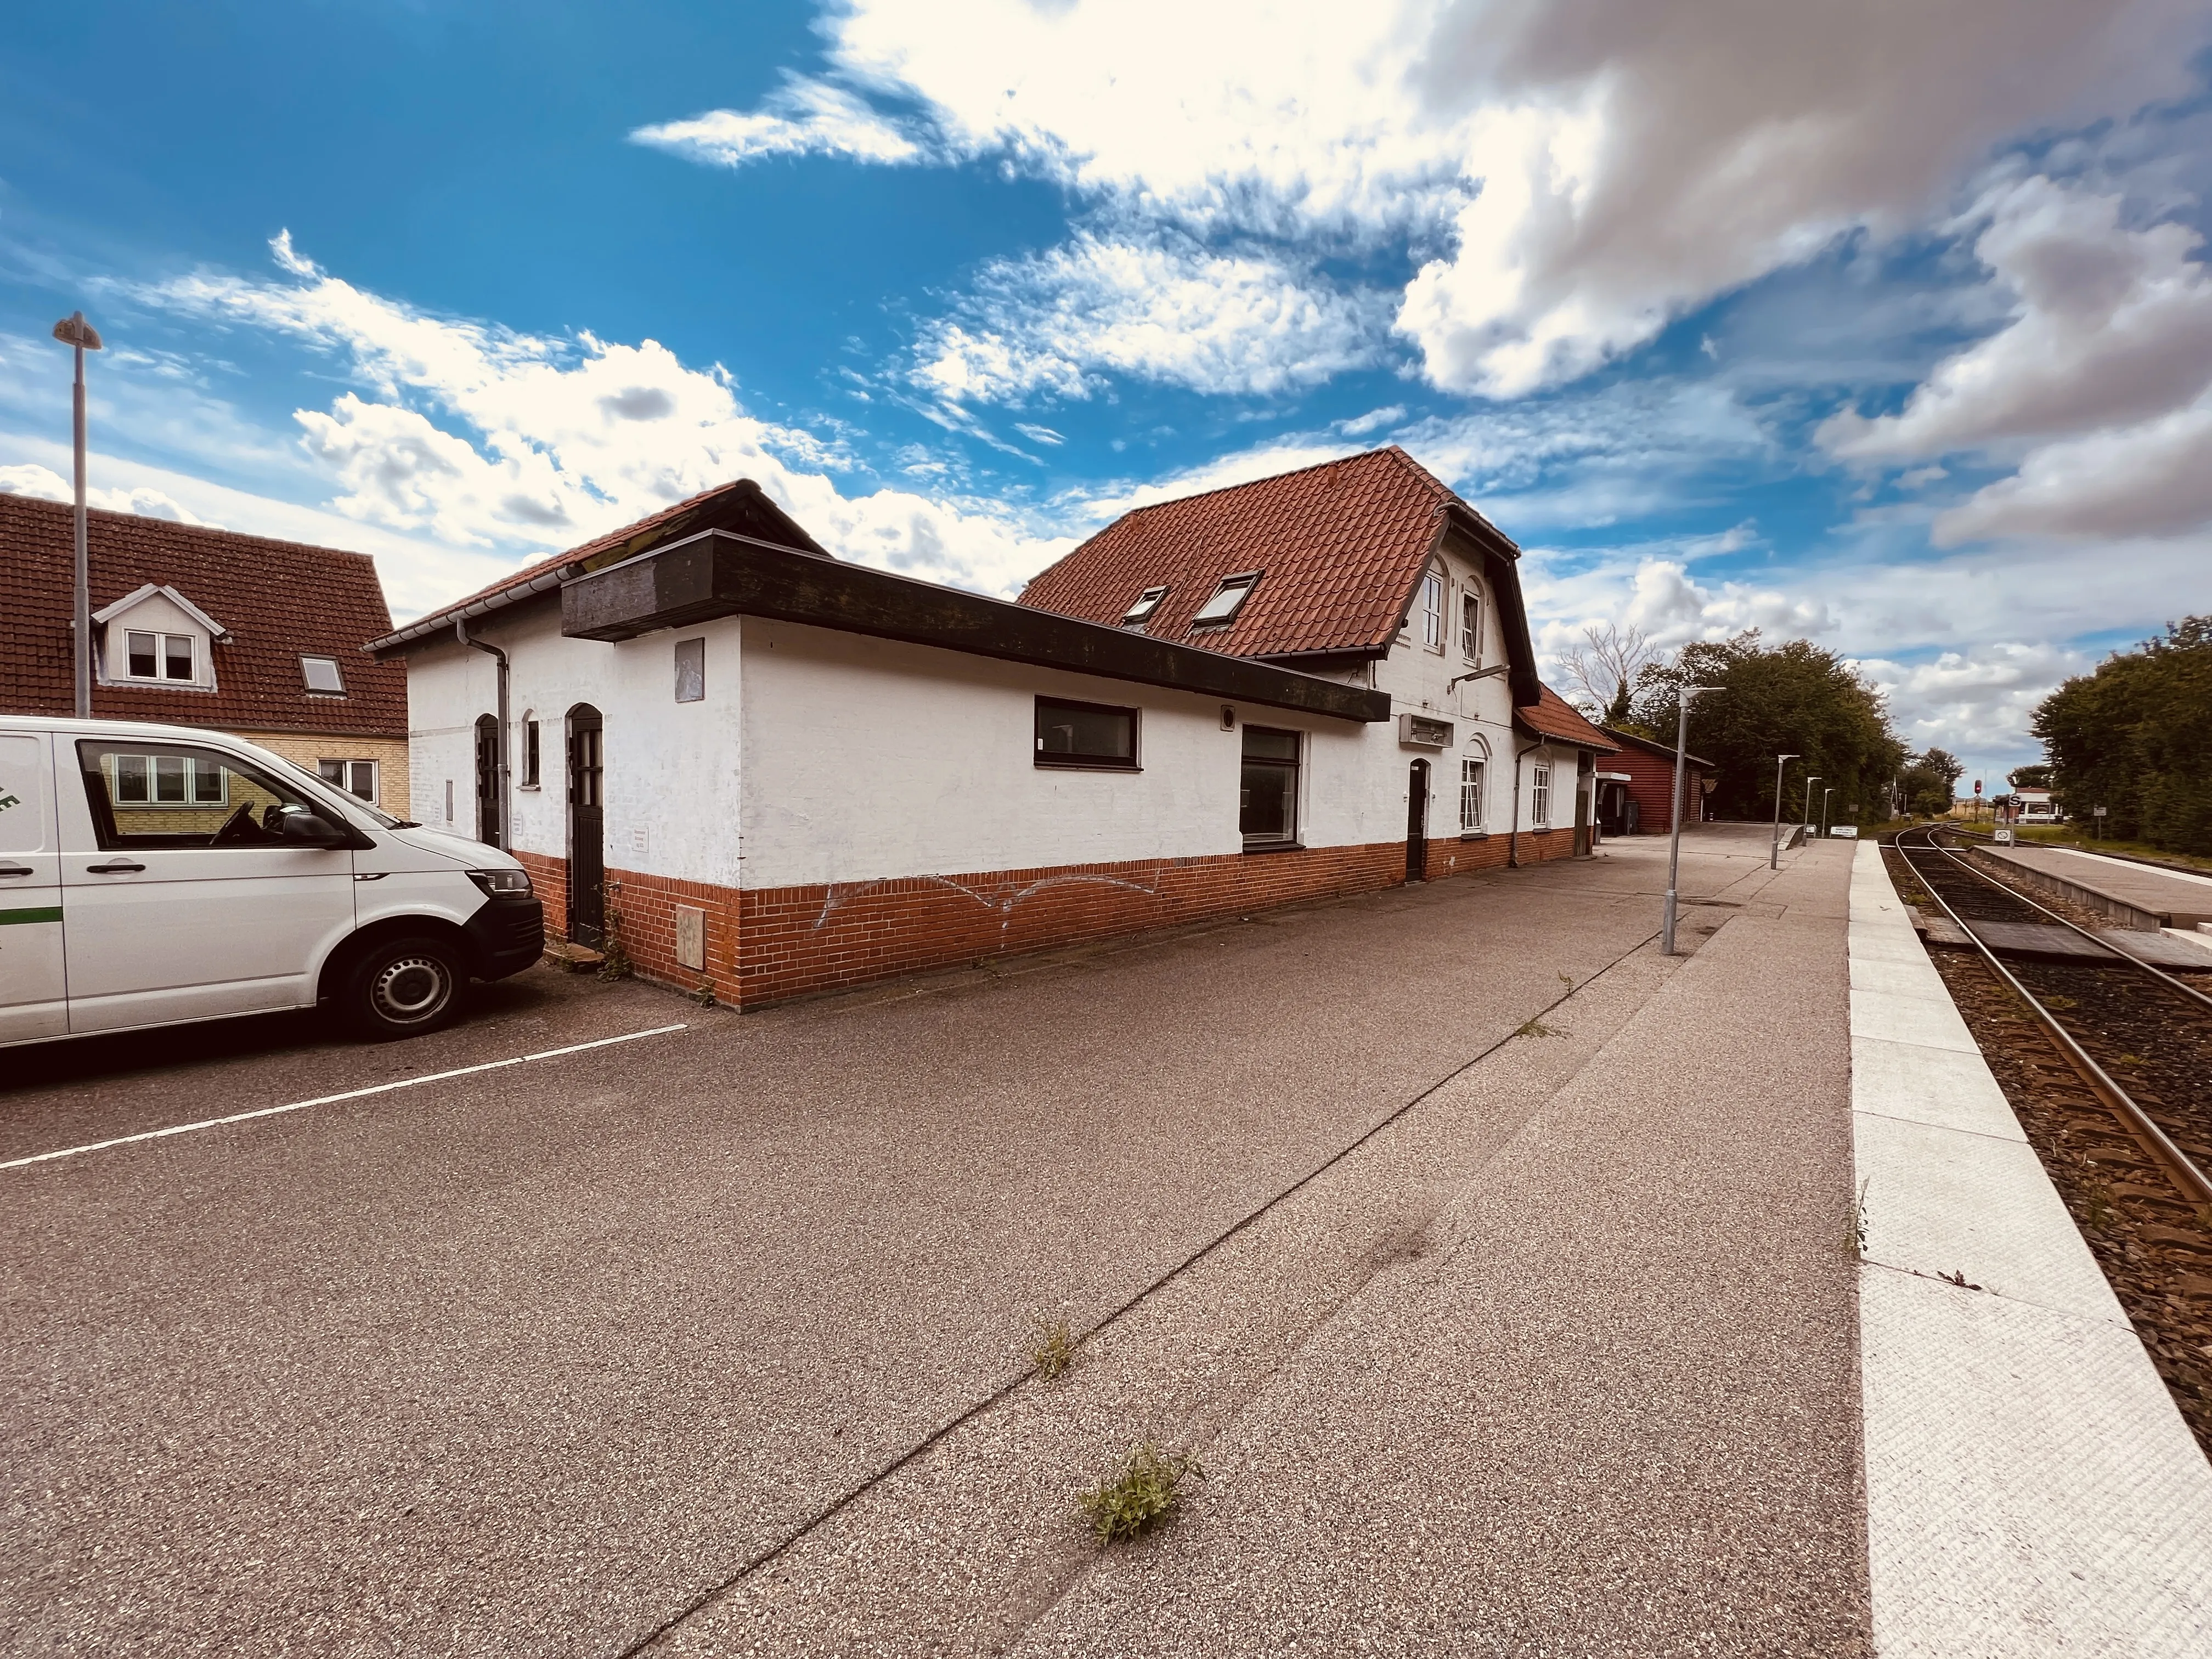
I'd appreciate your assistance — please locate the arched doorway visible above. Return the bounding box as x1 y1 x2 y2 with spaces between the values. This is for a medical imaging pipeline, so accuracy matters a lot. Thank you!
473 714 501 846
1406 759 1430 882
566 704 605 948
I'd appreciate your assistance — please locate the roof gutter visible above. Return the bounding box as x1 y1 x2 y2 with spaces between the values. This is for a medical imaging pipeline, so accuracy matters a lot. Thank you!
367 566 573 656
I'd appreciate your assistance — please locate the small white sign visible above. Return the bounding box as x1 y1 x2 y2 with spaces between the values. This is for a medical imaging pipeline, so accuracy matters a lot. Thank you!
631 826 649 854
1994 827 2014 845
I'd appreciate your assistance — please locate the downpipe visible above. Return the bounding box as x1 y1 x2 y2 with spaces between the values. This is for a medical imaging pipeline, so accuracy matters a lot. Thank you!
455 617 510 850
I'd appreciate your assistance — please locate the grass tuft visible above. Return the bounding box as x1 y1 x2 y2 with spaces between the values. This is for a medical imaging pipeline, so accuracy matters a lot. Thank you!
1078 1441 1202 1543
1030 1318 1078 1381
1516 1015 1566 1038
1842 1178 1870 1260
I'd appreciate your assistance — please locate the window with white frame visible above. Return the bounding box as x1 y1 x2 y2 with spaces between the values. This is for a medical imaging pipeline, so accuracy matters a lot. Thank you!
109 751 227 807
1420 571 1444 650
318 758 379 803
1460 756 1486 832
124 630 196 682
1460 591 1482 662
1531 762 1553 826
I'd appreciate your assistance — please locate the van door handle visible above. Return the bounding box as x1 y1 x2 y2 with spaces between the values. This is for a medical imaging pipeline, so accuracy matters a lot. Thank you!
0 863 33 877
86 860 146 874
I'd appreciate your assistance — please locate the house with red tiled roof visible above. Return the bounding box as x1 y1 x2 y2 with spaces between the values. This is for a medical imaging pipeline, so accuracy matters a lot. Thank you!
371 450 1611 1010
0 492 409 810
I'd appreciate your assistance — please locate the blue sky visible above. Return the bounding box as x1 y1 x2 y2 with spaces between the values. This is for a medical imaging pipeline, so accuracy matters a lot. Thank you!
4 1 2210 793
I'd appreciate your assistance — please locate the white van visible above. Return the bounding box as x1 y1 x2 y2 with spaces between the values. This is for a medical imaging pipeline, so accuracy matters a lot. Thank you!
0 716 542 1047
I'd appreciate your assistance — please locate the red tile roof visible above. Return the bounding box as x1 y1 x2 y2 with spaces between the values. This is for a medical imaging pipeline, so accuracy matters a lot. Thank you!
376 478 829 650
1517 685 1618 753
0 492 406 738
1018 447 1466 659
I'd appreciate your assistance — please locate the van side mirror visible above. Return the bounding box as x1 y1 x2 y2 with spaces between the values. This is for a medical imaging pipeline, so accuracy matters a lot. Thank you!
280 811 351 848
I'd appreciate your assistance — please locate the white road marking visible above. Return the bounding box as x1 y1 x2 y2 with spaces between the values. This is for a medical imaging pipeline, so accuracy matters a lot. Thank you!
1 1023 690 1171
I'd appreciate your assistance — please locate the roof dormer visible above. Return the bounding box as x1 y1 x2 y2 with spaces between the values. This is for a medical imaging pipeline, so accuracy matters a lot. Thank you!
92 583 230 693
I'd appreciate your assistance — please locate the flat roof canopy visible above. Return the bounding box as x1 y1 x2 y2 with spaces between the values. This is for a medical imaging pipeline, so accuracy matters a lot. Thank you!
562 529 1393 724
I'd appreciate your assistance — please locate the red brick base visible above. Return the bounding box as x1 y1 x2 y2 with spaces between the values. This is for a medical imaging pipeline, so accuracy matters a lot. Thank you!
517 827 1582 1011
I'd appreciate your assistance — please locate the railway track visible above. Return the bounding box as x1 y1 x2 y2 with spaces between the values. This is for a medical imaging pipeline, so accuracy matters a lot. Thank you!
1887 825 2212 1449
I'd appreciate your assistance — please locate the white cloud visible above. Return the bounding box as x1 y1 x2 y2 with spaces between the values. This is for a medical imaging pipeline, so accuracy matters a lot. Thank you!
631 74 931 168
648 1 2207 397
1857 641 2090 762
0 460 206 523
130 236 1072 605
912 235 1386 404
1820 175 2212 543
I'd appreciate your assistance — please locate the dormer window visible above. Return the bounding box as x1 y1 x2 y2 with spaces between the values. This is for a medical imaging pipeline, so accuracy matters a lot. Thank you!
301 655 347 695
1192 571 1261 627
1121 585 1170 627
125 630 195 682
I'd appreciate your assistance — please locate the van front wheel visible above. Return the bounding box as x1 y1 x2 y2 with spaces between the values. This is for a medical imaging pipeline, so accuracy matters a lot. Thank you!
341 936 464 1040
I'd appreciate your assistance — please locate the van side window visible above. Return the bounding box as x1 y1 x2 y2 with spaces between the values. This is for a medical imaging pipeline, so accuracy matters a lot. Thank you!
76 740 324 851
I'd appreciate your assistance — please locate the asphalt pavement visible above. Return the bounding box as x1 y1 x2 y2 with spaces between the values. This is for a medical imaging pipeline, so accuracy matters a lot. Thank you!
3 828 1854 1656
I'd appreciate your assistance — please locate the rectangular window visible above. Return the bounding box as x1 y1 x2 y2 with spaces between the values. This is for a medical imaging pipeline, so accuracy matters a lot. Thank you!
1240 726 1300 848
522 719 541 788
1121 585 1169 625
127 631 158 678
1460 758 1485 831
121 631 196 681
318 758 379 803
1421 572 1444 650
1035 696 1138 769
162 635 194 680
674 637 706 702
77 742 333 853
1531 763 1552 826
301 655 346 694
106 752 230 807
1192 571 1261 626
1460 592 1481 662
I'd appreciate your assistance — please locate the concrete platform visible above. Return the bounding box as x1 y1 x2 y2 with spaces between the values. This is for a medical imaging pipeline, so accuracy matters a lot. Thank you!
1850 842 2212 1655
1984 845 2212 931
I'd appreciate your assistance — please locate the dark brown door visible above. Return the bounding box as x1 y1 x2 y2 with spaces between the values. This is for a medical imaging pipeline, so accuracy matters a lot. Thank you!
473 714 501 845
566 704 605 949
1406 759 1430 882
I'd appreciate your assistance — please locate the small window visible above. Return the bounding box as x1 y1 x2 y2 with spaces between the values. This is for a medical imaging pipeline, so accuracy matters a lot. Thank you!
521 718 542 789
318 758 379 803
1240 725 1300 848
164 635 194 680
1121 585 1169 626
1460 758 1486 831
1421 572 1444 651
674 637 706 702
1460 592 1481 663
301 655 346 695
1035 697 1138 769
122 630 196 681
1192 571 1261 627
127 631 157 678
1531 763 1552 826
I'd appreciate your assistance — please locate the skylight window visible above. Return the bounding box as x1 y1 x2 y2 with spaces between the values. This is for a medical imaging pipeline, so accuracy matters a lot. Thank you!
1121 585 1170 625
1191 571 1261 627
301 655 347 695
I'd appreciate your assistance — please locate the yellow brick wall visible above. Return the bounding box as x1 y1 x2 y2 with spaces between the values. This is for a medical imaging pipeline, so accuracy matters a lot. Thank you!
232 730 411 815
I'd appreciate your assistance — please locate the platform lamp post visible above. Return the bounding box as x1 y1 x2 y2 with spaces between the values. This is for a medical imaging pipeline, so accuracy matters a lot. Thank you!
1820 786 1835 840
1661 685 1719 957
1769 753 1799 870
1801 775 1821 840
52 311 104 718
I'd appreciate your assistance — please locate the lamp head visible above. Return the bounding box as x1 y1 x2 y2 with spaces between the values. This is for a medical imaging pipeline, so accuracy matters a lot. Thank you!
52 312 103 351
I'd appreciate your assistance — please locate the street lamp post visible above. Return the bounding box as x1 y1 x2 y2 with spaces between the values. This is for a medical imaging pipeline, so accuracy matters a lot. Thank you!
1801 775 1821 840
1820 786 1835 840
1662 686 1718 956
1770 753 1799 870
52 311 104 718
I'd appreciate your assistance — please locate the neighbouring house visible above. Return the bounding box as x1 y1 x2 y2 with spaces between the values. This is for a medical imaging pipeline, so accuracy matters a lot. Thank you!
0 492 409 809
1594 725 1714 835
372 448 1615 1008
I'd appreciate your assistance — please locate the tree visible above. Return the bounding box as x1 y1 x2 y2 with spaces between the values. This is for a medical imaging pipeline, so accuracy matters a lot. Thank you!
2008 764 2051 790
2034 617 2212 854
1559 624 1660 726
1899 747 1963 817
1632 631 1907 827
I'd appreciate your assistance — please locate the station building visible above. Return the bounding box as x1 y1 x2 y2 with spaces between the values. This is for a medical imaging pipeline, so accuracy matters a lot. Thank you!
372 448 1615 1007
1595 724 1714 836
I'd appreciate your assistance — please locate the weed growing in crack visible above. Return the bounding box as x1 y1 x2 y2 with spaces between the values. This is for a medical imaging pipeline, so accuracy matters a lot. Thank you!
1030 1318 1077 1381
689 980 717 1008
1079 1441 1201 1543
1842 1178 1870 1260
1516 1015 1566 1038
596 911 633 981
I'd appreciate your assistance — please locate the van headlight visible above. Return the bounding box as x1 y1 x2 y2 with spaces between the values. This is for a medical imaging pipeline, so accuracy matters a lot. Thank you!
467 867 534 898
